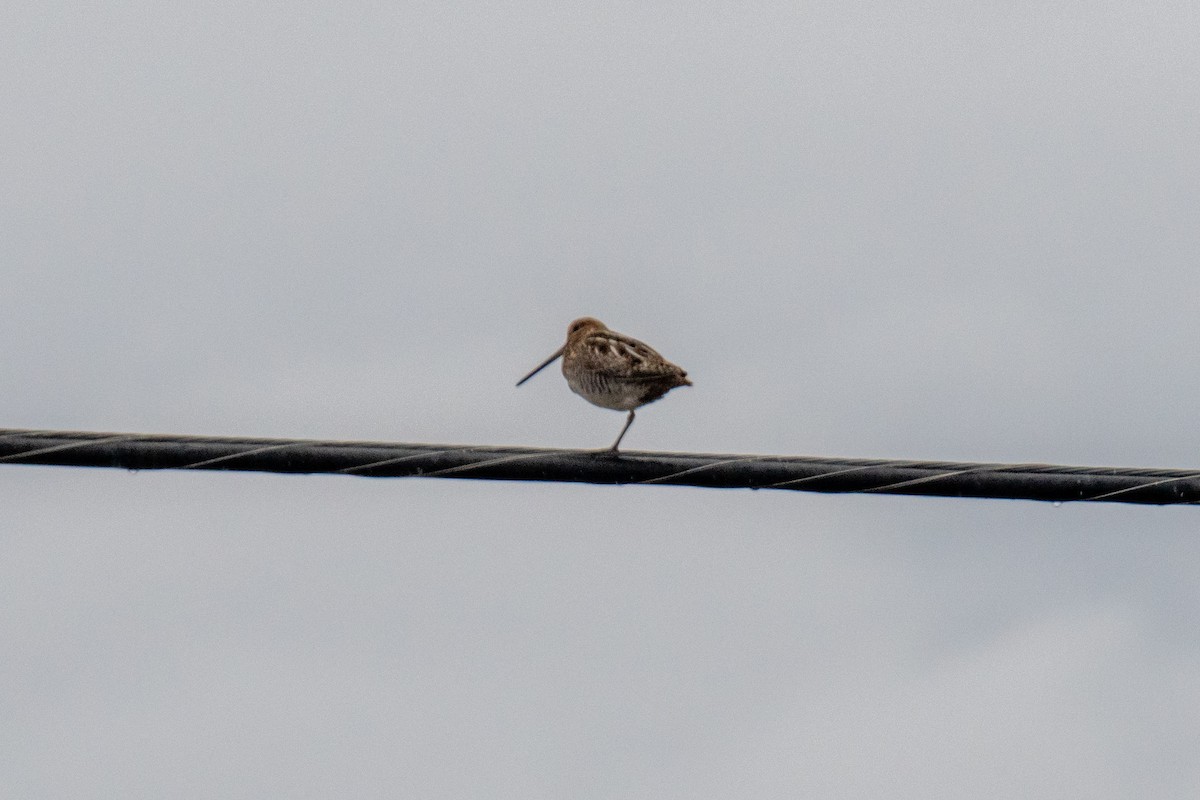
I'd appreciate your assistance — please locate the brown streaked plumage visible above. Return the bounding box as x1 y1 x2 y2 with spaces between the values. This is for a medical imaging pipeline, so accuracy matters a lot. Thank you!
516 317 692 452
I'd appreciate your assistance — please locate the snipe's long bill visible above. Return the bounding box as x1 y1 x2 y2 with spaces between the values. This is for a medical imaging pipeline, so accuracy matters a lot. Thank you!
516 317 691 452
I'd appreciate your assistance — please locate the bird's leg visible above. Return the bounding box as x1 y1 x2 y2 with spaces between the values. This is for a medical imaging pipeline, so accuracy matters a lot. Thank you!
609 410 636 452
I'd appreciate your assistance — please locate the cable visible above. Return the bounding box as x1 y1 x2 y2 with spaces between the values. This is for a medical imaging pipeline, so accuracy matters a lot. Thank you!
0 427 1196 506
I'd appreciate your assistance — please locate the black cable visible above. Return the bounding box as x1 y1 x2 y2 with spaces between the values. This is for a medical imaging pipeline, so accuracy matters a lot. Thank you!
0 427 1196 506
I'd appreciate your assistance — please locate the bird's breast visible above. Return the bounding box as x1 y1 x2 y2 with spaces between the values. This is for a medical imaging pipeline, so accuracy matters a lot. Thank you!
564 371 647 411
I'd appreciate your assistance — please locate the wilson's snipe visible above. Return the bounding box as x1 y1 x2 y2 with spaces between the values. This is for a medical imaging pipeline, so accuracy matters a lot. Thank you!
517 317 691 452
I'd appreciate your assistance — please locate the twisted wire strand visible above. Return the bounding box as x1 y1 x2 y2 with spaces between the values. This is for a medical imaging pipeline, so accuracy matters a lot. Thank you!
0 427 1197 506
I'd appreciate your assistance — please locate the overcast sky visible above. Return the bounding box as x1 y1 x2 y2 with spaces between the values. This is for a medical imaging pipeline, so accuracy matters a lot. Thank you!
3 2 1200 797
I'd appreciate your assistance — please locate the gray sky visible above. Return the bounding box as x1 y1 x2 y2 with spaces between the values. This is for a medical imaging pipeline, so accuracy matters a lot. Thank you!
3 2 1200 797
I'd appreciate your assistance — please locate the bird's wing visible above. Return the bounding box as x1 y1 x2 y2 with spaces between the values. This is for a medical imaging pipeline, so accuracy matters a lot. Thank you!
580 331 686 381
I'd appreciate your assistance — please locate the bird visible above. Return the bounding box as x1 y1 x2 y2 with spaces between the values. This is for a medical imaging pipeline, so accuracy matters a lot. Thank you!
516 317 692 452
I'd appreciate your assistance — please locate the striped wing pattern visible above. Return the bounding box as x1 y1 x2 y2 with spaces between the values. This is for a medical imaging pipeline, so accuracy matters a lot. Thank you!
577 330 689 383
